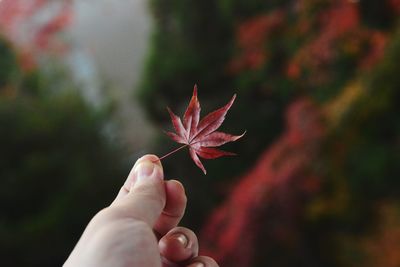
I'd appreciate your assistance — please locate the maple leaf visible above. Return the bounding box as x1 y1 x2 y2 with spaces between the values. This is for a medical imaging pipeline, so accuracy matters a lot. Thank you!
162 85 245 174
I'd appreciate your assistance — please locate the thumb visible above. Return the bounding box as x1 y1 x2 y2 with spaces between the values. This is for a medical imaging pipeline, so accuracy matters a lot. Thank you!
118 157 166 227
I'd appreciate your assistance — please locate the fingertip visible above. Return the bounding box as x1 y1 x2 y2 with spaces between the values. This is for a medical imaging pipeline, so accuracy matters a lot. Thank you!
153 180 187 235
165 180 187 212
122 154 163 192
133 161 163 184
159 233 188 260
187 263 205 267
187 256 219 267
159 227 198 263
136 154 163 169
166 180 186 201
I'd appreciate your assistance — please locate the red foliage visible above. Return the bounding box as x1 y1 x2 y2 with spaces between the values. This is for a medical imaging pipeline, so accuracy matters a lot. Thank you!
359 31 388 70
0 0 72 69
361 204 400 267
388 0 400 14
293 0 360 74
34 2 72 51
286 62 301 79
200 99 325 267
229 10 286 73
286 0 389 82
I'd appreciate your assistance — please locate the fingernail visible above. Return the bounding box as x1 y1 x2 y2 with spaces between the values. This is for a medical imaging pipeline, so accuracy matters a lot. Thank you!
135 161 155 180
172 233 188 248
188 262 205 267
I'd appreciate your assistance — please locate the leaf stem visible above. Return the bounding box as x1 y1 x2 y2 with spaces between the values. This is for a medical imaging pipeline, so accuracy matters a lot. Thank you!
155 144 188 162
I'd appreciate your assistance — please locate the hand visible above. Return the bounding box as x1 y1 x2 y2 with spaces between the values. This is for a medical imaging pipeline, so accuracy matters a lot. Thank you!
64 154 218 267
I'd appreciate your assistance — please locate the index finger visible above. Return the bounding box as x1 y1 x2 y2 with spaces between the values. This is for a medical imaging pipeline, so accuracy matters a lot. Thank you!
153 179 187 236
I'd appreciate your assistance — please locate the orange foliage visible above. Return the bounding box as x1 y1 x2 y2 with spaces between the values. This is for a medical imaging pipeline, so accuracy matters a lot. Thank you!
359 31 388 70
323 81 363 126
292 0 360 80
361 204 400 267
204 1 396 266
286 0 388 82
229 10 286 73
286 62 301 80
200 99 325 267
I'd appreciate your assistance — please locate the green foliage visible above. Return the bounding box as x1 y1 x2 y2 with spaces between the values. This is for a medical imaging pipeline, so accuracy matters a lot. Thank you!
140 0 400 266
140 0 234 121
308 29 400 266
139 0 289 184
0 39 126 266
359 0 396 29
341 30 400 196
0 37 20 88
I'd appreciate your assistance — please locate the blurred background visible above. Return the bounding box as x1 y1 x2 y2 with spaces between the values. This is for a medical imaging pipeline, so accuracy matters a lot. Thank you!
1 0 400 266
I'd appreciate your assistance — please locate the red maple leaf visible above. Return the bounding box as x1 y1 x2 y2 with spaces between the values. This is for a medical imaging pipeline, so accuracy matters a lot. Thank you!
162 85 245 174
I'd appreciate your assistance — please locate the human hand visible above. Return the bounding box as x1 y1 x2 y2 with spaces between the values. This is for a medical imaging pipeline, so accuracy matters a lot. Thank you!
64 154 218 267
